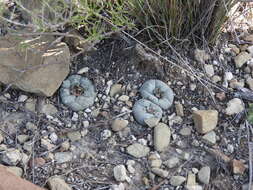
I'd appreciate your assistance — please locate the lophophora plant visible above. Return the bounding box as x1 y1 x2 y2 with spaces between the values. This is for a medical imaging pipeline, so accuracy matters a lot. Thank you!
133 79 174 126
60 75 96 111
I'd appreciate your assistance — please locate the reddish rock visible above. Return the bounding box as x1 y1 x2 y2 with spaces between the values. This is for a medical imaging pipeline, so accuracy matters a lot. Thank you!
231 159 246 174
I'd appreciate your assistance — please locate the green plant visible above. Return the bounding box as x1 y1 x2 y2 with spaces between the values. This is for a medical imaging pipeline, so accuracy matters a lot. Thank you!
129 0 237 44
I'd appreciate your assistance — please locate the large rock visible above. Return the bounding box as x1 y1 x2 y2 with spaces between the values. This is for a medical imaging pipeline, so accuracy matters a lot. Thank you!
0 36 70 97
193 110 218 134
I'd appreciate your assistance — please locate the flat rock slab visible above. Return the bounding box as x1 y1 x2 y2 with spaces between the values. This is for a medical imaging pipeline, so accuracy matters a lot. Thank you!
0 36 70 97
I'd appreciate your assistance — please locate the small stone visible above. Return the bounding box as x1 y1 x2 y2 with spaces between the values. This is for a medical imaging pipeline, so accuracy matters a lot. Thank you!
224 72 233 81
231 159 246 174
198 166 211 185
179 127 191 136
60 141 70 151
216 92 226 101
148 152 162 168
164 157 180 168
40 139 55 150
190 83 197 91
175 102 184 116
151 168 169 178
111 119 129 132
170 176 186 186
194 49 210 63
234 51 251 68
17 135 29 144
67 131 81 142
18 95 28 102
101 129 112 140
193 110 218 134
127 143 150 158
54 152 73 164
154 123 171 152
77 67 89 74
30 157 46 167
111 183 125 190
229 44 240 54
212 75 221 83
118 95 129 102
225 98 244 115
82 120 89 128
48 176 72 190
204 64 215 77
113 165 128 182
0 133 3 143
49 132 58 144
71 112 79 121
246 77 253 90
25 99 36 112
144 117 160 128
6 166 23 177
26 122 37 131
41 104 58 115
110 84 123 97
202 131 216 145
186 172 196 189
1 148 22 165
23 141 33 153
247 45 253 56
126 160 135 174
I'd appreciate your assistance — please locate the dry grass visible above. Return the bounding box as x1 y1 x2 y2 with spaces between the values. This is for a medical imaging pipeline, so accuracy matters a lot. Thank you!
129 0 237 44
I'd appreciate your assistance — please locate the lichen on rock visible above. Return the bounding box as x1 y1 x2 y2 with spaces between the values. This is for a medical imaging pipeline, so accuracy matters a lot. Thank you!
60 75 96 111
133 99 163 125
139 79 174 110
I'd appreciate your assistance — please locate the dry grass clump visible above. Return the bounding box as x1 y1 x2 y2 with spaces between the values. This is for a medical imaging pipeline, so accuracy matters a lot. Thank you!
129 0 237 44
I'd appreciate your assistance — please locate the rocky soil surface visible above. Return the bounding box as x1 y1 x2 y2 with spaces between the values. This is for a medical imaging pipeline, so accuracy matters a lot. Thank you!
1 2 253 190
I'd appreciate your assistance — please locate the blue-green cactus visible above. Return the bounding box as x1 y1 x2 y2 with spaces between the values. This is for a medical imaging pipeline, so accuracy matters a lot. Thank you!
133 99 163 125
139 79 174 110
60 75 96 111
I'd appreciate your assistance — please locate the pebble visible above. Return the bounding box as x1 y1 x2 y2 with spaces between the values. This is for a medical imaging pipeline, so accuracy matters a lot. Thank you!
41 138 55 150
175 102 184 116
154 123 171 152
151 168 169 178
247 45 253 56
26 122 37 131
41 104 58 115
17 135 29 144
148 152 162 168
113 165 128 182
126 143 150 158
225 98 244 115
23 141 33 153
111 183 125 190
186 172 196 189
231 159 246 174
179 127 191 136
18 95 28 102
67 131 81 142
224 72 233 81
82 120 89 128
126 160 135 174
71 112 79 121
194 49 210 63
49 132 58 144
6 166 23 177
234 51 251 68
30 157 46 167
0 133 3 143
111 119 129 132
60 141 70 151
246 77 253 90
77 67 89 74
193 110 218 134
54 152 73 164
204 64 215 77
47 176 72 190
190 83 197 91
1 148 22 165
25 99 36 112
212 75 221 83
202 131 216 145
198 166 211 185
110 84 123 97
101 129 112 140
118 95 129 102
170 176 186 186
144 117 160 128
164 157 180 168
